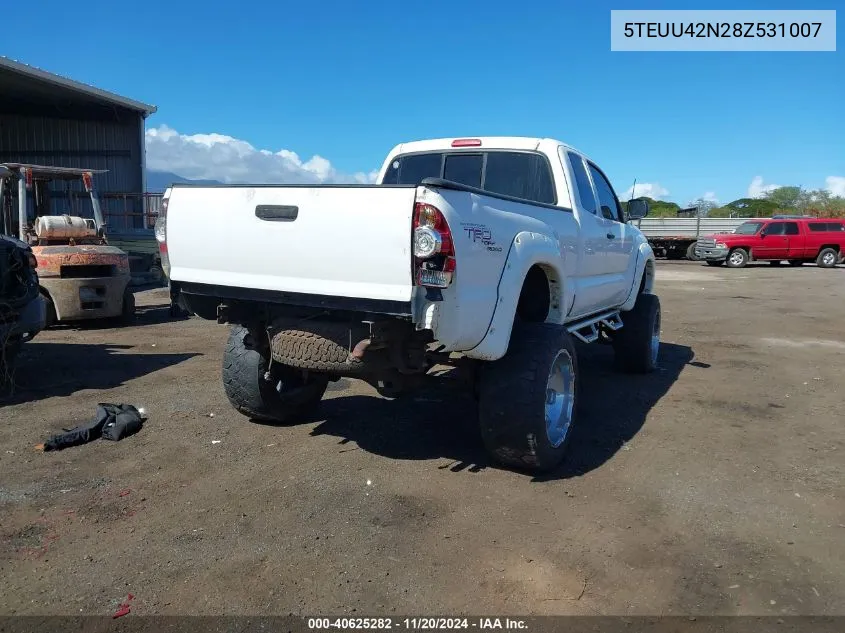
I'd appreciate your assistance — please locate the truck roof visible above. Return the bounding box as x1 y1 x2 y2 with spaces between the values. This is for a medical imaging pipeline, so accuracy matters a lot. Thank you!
388 136 586 158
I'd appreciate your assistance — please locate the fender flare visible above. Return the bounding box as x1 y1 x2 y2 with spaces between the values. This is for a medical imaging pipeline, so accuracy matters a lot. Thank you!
462 231 568 361
620 242 656 312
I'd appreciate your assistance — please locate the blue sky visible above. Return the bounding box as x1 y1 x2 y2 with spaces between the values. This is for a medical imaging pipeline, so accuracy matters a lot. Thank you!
3 0 843 204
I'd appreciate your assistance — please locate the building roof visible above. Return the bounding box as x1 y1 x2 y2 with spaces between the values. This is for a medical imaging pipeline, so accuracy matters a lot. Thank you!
0 56 157 117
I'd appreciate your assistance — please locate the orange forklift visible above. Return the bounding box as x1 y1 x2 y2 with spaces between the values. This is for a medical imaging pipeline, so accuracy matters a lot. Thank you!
0 164 135 326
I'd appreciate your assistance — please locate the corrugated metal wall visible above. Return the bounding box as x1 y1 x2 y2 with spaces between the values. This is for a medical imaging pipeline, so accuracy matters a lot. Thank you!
0 111 144 229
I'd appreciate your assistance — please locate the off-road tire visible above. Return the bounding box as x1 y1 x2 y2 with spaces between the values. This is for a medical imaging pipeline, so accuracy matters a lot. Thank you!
788 260 804 267
816 247 839 269
269 321 367 373
725 248 749 269
613 293 661 374
223 325 328 423
706 260 723 267
477 322 579 473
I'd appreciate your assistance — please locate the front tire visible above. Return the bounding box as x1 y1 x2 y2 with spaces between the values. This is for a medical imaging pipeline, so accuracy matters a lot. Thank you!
613 293 661 374
816 248 838 269
686 243 700 261
726 248 749 268
478 323 579 473
222 325 328 423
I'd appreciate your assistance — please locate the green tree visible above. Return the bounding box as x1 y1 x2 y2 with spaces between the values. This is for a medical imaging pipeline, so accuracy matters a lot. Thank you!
763 186 804 211
709 197 779 217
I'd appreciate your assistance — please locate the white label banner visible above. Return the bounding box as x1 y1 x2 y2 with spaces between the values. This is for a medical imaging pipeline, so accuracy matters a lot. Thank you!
611 10 836 51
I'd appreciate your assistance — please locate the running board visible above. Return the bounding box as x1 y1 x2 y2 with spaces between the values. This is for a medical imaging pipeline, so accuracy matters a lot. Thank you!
566 310 623 344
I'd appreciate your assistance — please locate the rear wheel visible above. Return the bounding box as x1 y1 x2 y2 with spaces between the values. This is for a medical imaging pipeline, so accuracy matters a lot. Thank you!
613 293 661 374
726 248 749 268
816 248 838 269
222 325 328 423
478 322 579 473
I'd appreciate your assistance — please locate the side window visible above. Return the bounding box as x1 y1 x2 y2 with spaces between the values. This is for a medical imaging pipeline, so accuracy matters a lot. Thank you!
765 222 785 235
483 152 555 204
808 223 824 232
784 222 799 235
444 154 483 188
587 162 623 223
566 152 597 215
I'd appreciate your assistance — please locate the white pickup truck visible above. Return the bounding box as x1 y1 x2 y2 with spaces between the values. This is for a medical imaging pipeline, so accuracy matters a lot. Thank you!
156 137 659 472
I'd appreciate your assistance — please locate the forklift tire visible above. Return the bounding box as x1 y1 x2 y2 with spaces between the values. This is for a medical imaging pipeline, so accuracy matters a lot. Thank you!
121 288 136 324
41 290 57 329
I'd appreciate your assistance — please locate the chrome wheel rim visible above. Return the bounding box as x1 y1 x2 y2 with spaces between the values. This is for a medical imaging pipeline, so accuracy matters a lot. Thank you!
545 350 576 448
651 307 661 366
729 251 744 266
823 252 836 266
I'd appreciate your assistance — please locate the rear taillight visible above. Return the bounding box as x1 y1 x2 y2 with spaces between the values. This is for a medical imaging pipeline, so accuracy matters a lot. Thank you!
413 202 455 289
154 195 170 278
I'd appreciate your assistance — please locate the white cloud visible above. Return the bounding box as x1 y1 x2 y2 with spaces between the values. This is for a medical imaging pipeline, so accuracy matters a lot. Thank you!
145 125 377 184
825 176 845 197
618 182 669 200
747 176 780 198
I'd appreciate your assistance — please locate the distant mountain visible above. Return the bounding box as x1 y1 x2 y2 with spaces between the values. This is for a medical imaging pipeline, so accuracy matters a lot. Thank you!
145 170 223 192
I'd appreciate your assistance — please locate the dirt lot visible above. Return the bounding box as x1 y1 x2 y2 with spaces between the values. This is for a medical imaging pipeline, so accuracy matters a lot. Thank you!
1 261 843 617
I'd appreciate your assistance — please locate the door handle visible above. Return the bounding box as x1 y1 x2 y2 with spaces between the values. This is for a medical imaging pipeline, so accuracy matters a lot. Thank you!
606 233 616 239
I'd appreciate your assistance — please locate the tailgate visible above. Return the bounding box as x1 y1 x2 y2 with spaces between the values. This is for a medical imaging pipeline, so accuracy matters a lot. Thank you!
167 185 418 302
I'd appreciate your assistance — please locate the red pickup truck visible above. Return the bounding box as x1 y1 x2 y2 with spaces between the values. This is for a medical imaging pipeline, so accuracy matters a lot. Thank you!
694 218 845 269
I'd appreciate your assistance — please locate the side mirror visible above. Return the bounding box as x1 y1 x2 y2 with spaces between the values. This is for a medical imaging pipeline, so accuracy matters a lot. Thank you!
626 197 649 221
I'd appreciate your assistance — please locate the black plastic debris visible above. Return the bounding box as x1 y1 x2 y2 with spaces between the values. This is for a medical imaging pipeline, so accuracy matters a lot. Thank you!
37 404 145 452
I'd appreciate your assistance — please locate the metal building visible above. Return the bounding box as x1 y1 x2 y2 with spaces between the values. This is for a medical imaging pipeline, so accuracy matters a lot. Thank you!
0 56 156 229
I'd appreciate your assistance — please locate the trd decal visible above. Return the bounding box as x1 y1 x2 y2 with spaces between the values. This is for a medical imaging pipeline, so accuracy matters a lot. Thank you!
460 223 503 252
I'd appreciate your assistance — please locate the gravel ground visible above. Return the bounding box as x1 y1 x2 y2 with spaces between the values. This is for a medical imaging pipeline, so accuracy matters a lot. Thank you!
0 261 843 617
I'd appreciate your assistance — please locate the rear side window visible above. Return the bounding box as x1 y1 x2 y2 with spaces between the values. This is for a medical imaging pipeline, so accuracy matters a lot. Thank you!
809 222 845 232
566 153 597 215
381 150 556 205
483 152 555 204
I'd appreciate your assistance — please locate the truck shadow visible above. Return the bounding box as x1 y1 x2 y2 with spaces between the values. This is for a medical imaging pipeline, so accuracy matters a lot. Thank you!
0 343 199 405
44 302 188 331
309 341 696 480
